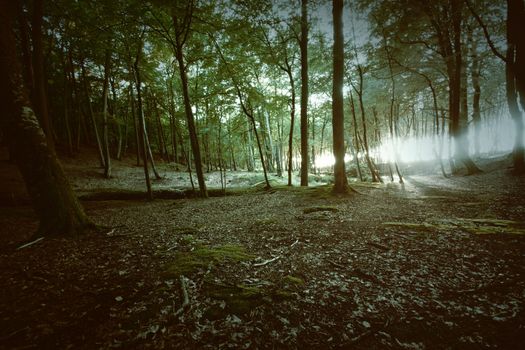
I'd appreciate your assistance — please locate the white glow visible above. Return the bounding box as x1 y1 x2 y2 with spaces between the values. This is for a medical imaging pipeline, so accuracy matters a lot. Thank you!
373 115 519 164
314 152 353 168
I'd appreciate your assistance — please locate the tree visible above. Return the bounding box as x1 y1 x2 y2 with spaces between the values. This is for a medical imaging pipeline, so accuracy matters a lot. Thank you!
467 0 525 172
31 0 54 151
421 0 481 174
506 0 525 173
300 0 309 186
171 2 208 197
0 0 92 237
332 0 348 193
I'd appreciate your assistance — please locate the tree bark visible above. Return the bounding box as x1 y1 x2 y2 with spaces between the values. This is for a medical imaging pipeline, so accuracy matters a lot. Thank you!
102 49 112 178
300 0 309 186
286 66 296 186
31 0 54 150
172 11 208 198
332 0 348 193
133 42 153 200
81 60 105 168
507 0 525 173
0 1 92 237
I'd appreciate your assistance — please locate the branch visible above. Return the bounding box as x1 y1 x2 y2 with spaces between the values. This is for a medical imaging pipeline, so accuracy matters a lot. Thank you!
464 0 507 62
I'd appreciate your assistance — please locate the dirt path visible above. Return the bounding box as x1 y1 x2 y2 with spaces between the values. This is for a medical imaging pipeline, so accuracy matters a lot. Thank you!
0 158 524 349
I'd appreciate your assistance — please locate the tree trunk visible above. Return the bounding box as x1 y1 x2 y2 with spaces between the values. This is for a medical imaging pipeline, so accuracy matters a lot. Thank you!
245 117 255 171
332 0 348 193
133 43 152 200
349 93 364 181
102 49 112 178
129 81 141 166
468 27 482 157
81 60 105 168
31 0 54 150
286 67 296 186
172 13 208 198
355 65 379 182
0 1 92 237
167 79 178 163
300 0 309 186
507 0 525 173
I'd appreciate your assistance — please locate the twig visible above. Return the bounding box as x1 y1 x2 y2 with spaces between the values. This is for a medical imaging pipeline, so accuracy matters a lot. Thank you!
105 228 117 236
253 256 280 267
173 275 190 317
368 241 389 251
328 260 346 269
290 239 299 248
17 237 44 250
167 244 178 251
0 327 29 342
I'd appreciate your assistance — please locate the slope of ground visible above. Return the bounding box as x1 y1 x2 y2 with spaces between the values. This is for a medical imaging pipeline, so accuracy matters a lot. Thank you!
0 151 524 349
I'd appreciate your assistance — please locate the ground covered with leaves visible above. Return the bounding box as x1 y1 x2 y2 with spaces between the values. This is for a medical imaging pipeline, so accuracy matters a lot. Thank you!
0 153 524 349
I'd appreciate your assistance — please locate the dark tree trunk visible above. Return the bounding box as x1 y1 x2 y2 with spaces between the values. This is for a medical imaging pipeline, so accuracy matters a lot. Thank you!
133 43 153 200
468 27 482 157
332 0 348 193
0 1 92 237
101 49 112 178
354 65 379 182
300 0 309 186
172 11 208 198
31 0 54 151
81 60 105 168
349 93 363 181
427 0 480 174
286 67 296 186
507 0 525 173
129 81 141 166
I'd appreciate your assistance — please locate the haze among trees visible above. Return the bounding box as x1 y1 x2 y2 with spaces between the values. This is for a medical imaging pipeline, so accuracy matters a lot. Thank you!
1 0 524 349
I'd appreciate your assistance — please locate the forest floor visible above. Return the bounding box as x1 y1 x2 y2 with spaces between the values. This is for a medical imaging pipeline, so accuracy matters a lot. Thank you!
0 149 524 349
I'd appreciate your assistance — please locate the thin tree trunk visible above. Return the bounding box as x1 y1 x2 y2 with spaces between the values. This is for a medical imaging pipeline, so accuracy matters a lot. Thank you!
349 93 363 181
172 12 208 198
355 65 379 182
102 50 112 178
300 0 309 186
286 67 296 186
144 122 162 180
332 0 348 193
129 82 141 166
133 42 152 200
81 60 105 168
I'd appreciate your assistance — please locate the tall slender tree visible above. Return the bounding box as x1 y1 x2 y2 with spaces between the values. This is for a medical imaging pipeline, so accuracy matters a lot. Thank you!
300 0 309 186
332 0 348 193
171 2 208 197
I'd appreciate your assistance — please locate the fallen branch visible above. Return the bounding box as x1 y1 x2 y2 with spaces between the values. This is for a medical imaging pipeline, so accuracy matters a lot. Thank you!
173 275 190 317
328 260 346 269
17 237 44 250
290 239 299 248
253 256 280 267
368 241 389 251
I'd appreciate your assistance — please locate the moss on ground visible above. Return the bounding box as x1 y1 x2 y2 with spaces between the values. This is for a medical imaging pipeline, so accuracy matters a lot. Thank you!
165 244 253 277
203 281 296 319
283 275 305 286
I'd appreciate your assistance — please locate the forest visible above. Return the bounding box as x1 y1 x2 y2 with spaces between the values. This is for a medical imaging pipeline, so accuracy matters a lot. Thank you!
0 0 524 348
